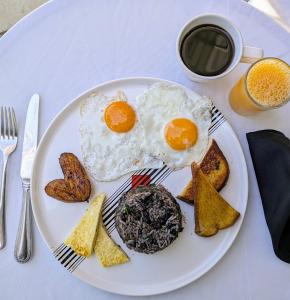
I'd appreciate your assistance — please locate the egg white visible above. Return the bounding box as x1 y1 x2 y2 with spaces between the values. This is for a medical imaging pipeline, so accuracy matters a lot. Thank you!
80 92 163 182
136 83 212 169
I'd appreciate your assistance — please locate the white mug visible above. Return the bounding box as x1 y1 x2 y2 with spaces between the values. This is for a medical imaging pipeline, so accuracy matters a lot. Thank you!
176 14 264 83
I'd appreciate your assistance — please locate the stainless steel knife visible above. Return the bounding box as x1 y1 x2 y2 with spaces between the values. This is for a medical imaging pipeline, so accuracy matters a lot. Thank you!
14 94 39 263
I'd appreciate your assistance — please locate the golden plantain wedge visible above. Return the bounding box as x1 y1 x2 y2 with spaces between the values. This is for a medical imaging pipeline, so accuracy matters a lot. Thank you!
64 194 105 256
94 220 129 267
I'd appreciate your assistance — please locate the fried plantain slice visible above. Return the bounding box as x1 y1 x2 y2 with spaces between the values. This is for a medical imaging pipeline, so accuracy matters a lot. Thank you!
45 153 91 202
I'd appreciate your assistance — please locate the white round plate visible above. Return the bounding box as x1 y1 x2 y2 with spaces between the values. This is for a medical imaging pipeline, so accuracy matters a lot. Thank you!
31 77 248 296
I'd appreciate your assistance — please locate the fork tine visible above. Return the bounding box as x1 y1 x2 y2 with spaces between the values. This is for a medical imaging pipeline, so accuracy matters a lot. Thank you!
11 108 17 137
4 107 9 138
0 107 3 138
8 107 14 138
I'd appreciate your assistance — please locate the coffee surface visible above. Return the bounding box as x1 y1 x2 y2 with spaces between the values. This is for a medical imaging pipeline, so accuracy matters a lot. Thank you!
180 24 235 76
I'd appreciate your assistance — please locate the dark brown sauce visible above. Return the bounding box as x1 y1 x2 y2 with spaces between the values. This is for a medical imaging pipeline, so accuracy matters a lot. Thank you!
180 24 235 76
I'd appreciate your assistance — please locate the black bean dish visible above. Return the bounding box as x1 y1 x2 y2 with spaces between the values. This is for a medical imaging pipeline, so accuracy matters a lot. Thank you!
115 185 183 254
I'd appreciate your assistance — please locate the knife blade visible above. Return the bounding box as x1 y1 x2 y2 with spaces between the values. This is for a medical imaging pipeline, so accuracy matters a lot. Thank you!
15 94 39 263
20 94 39 180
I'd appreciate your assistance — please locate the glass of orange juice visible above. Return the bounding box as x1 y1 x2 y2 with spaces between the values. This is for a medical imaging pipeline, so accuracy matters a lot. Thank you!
229 58 290 116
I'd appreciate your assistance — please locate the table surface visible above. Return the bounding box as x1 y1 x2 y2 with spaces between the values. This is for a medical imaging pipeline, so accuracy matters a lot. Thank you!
0 0 290 299
0 0 47 33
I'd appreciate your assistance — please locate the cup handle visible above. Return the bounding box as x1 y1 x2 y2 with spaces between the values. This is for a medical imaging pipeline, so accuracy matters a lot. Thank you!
240 46 264 63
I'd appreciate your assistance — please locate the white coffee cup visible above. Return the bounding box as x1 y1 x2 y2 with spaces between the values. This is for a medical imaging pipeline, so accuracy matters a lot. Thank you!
176 14 264 83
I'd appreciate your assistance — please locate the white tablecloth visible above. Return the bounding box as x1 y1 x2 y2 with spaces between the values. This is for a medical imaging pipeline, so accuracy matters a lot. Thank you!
0 0 290 299
0 0 47 33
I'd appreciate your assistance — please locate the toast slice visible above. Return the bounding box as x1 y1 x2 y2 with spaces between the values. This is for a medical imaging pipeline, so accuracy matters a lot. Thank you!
191 163 240 237
64 194 105 256
200 139 229 191
94 220 129 267
177 139 229 204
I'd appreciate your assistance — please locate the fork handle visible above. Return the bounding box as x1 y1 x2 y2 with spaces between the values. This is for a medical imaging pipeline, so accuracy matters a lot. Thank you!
14 182 32 263
0 155 8 249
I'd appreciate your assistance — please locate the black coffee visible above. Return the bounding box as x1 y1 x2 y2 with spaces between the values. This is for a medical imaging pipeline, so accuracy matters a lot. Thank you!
180 24 235 76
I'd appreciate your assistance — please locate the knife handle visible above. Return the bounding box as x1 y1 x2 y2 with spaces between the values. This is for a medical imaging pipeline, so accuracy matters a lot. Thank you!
14 182 32 263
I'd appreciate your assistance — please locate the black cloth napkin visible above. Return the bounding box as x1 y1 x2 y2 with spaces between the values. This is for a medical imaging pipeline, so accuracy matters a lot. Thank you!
247 130 290 263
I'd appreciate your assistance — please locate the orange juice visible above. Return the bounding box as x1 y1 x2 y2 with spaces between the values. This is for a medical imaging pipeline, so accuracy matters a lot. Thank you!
229 58 290 115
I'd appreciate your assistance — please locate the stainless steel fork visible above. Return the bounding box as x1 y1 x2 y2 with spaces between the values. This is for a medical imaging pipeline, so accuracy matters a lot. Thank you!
0 107 17 249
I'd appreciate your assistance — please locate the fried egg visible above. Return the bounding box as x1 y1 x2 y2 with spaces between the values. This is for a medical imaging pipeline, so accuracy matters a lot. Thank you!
136 83 212 168
80 91 162 181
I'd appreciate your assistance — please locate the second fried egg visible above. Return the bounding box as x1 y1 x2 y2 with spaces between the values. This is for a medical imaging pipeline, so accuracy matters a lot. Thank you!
136 83 212 169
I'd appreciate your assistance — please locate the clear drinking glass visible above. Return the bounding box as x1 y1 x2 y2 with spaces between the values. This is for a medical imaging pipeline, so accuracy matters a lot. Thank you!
229 57 290 116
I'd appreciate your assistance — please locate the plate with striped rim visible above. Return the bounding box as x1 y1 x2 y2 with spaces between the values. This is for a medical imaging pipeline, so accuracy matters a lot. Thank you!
31 77 248 296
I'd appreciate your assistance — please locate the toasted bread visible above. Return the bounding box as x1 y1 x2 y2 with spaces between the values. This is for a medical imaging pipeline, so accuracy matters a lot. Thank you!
177 180 195 205
64 194 105 256
45 153 91 203
200 140 229 191
94 221 129 267
177 140 229 204
191 163 239 237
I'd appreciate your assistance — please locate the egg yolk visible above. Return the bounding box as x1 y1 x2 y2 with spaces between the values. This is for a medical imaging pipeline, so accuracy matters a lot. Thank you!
104 101 136 133
164 118 198 151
